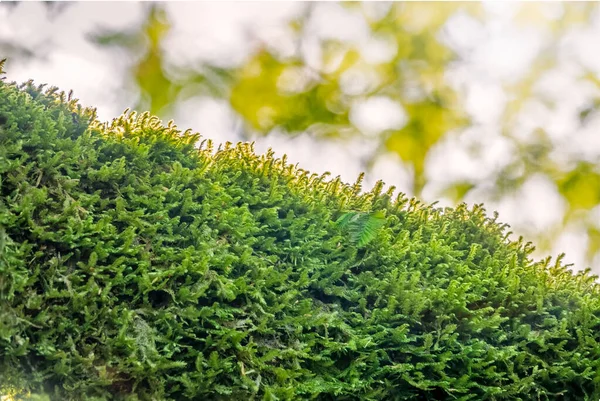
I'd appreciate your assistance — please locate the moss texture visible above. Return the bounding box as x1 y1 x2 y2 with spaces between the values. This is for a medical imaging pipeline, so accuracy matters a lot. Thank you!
1 75 600 400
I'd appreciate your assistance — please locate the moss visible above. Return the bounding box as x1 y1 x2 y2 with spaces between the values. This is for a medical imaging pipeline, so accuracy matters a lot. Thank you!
1 77 600 400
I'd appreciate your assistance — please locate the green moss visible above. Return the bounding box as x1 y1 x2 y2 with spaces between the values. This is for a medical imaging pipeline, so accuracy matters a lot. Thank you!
1 77 600 400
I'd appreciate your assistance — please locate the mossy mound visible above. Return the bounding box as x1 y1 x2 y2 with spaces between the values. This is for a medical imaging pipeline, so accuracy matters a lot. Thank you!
1 76 600 401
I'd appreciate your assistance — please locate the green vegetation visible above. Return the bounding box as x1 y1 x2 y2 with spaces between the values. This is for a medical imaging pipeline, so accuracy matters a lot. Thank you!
2 72 600 400
6 2 600 270
78 2 600 269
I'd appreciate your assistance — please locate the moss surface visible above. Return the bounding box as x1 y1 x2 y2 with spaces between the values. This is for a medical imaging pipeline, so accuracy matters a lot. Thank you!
1 76 600 400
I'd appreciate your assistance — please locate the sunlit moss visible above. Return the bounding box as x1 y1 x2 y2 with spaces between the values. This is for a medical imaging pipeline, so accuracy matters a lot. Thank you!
1 77 600 400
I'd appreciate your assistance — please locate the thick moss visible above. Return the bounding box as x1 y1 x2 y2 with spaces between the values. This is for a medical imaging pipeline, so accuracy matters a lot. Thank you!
1 77 600 401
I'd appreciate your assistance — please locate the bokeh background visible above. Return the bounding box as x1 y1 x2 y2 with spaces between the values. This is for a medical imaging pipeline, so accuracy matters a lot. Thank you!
3 1 600 274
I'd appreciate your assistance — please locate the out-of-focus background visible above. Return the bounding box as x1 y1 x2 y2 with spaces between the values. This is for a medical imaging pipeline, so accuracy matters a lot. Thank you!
3 1 600 273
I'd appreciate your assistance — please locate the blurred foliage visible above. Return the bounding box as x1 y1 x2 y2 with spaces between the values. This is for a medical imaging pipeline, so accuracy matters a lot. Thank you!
5 2 600 269
89 5 234 117
90 2 479 193
90 7 182 117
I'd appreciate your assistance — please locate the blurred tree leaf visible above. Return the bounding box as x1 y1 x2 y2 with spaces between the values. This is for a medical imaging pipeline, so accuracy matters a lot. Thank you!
441 181 477 203
89 6 181 117
558 163 600 211
386 95 468 192
132 6 181 117
230 50 350 135
586 225 600 262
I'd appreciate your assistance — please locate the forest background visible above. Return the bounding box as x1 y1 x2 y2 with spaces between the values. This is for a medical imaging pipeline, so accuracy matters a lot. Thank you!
3 1 600 274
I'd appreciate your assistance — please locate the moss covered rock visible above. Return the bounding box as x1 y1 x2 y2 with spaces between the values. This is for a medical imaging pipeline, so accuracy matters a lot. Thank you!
1 74 600 400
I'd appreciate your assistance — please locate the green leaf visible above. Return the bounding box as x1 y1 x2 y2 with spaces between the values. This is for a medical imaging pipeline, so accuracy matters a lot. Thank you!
336 210 386 247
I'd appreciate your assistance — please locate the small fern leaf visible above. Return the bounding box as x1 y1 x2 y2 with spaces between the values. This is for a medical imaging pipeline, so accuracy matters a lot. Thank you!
335 212 352 229
357 211 386 247
338 210 386 247
335 211 359 229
